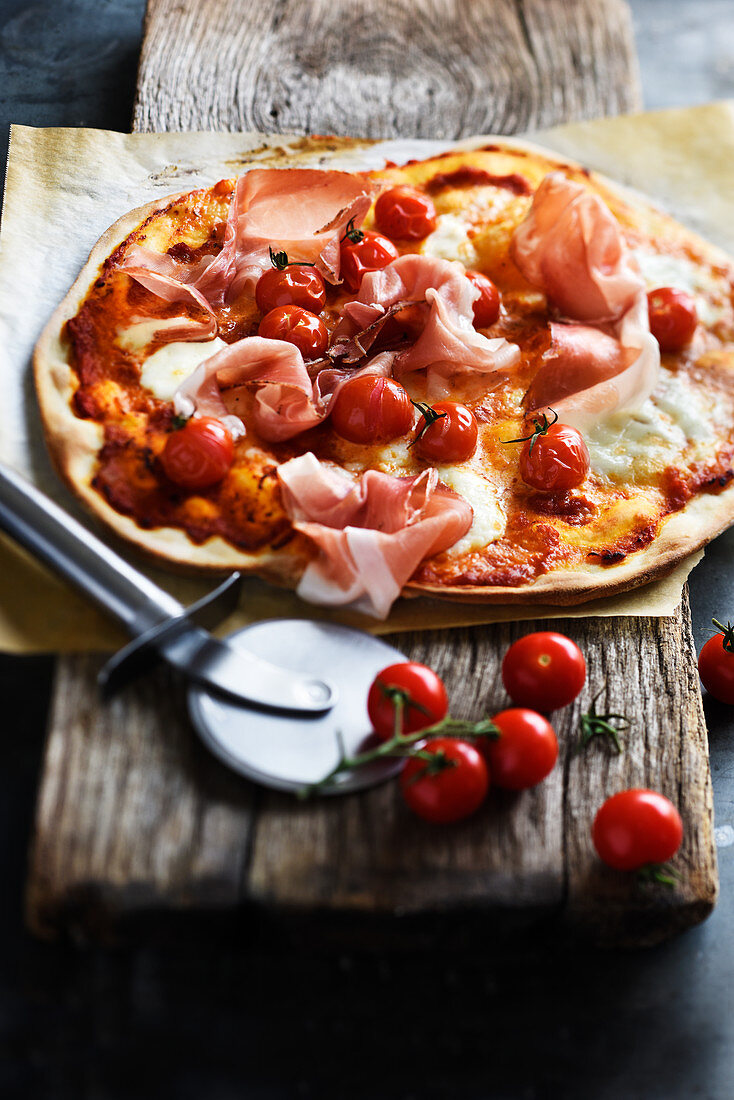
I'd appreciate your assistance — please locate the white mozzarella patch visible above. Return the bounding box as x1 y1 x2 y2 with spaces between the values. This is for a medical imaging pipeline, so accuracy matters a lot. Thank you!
436 464 505 555
631 248 729 326
139 338 228 401
587 368 718 480
367 438 417 475
117 317 192 352
421 213 479 267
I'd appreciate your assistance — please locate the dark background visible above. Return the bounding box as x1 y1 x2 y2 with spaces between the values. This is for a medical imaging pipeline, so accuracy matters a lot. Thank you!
2 2 734 1096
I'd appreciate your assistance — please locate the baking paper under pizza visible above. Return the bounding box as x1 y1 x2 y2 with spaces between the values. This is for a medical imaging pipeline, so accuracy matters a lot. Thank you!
33 139 734 618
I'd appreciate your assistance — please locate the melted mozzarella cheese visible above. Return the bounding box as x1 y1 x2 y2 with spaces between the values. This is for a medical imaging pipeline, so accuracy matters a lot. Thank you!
631 248 728 326
139 338 228 401
421 214 479 267
587 367 718 480
117 317 193 353
436 465 505 555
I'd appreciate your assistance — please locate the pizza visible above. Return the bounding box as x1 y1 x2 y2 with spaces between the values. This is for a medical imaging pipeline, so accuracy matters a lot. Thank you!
33 139 734 618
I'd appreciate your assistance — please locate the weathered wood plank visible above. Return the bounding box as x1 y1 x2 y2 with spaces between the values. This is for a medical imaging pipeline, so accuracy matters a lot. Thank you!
133 0 642 136
26 0 716 945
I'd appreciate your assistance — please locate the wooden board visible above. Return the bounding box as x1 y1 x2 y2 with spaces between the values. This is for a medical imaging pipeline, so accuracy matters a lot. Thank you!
26 0 718 946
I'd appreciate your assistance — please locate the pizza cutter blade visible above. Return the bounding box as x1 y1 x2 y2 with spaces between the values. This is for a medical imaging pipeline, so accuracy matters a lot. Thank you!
0 461 405 792
187 620 407 793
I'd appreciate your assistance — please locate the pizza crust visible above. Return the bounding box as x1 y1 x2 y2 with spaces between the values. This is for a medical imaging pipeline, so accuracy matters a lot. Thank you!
33 138 734 605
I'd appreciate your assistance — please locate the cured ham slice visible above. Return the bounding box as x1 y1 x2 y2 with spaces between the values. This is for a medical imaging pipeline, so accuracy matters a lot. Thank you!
511 172 643 323
173 338 397 444
122 169 375 312
526 291 660 428
173 337 321 442
277 454 473 618
514 173 660 425
120 245 218 340
195 168 376 303
355 254 520 395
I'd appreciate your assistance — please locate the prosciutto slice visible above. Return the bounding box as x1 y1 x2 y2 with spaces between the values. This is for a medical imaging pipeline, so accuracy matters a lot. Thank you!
277 454 473 618
354 255 520 396
173 338 397 443
536 292 660 428
122 168 376 313
513 173 659 425
120 246 218 340
173 337 321 442
511 172 643 323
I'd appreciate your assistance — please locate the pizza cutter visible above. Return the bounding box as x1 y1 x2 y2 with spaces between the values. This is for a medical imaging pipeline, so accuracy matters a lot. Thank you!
0 462 405 793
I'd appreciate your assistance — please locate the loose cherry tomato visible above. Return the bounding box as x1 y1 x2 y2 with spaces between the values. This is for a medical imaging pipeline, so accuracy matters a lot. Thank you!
698 619 734 703
466 270 501 327
482 708 558 790
160 416 234 490
255 264 326 314
519 421 590 491
367 662 449 741
502 631 586 712
400 738 489 824
340 229 399 292
374 186 437 241
592 789 683 871
330 375 414 445
258 305 329 359
647 287 698 352
413 401 478 464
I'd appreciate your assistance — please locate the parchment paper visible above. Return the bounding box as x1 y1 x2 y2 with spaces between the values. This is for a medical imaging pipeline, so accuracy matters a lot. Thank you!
4 104 732 653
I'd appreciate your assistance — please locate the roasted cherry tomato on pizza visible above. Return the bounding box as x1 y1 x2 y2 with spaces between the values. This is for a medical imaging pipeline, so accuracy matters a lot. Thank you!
331 375 414 445
698 618 734 704
647 287 698 352
367 662 449 740
339 225 400 292
502 631 586 711
466 270 501 327
374 186 437 241
481 708 558 790
255 260 326 314
513 413 590 492
592 789 683 871
400 738 488 824
258 305 329 359
160 416 234 491
413 401 478 463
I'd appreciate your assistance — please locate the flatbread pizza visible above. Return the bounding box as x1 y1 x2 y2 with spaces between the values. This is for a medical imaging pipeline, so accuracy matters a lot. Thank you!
34 139 734 617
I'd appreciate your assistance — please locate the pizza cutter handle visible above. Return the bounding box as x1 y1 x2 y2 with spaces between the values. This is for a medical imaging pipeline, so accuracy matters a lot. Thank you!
0 462 182 634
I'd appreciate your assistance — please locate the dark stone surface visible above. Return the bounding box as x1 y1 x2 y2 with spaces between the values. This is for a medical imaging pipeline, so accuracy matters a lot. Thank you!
1 2 733 1097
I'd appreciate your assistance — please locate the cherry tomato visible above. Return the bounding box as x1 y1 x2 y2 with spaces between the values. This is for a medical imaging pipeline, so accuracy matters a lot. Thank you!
374 186 437 241
255 264 326 314
367 662 449 741
400 738 489 824
519 423 590 491
160 416 234 490
414 401 478 464
258 305 329 359
482 708 558 790
502 631 586 712
592 789 683 871
340 230 399 292
330 375 414 445
698 623 734 704
466 270 501 327
647 287 698 352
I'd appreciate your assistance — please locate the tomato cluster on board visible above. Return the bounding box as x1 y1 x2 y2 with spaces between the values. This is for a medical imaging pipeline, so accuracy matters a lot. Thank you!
305 629 688 883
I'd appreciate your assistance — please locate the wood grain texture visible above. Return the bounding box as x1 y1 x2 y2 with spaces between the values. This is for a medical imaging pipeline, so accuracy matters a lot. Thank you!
26 0 715 946
133 0 642 137
27 599 717 945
